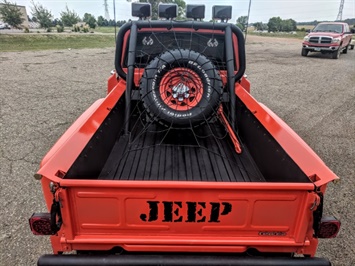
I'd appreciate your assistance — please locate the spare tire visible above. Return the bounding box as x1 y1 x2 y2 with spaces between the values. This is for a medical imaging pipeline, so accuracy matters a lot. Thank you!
140 49 223 127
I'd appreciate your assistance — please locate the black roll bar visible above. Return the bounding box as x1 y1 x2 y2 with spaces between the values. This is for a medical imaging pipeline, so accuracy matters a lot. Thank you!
114 20 246 83
123 22 138 134
225 25 236 130
114 20 246 133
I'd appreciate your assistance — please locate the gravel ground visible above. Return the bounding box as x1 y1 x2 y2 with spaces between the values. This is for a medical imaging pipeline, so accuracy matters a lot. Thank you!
0 35 354 265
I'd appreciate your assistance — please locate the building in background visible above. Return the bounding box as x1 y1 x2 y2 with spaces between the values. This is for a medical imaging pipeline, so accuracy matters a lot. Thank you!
0 3 29 28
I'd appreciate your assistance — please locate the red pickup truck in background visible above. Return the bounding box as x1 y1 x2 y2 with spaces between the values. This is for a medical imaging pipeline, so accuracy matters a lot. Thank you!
302 22 352 59
29 3 341 266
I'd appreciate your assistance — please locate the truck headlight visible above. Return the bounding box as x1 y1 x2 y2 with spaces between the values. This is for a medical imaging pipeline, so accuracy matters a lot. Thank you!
303 36 310 41
332 37 341 43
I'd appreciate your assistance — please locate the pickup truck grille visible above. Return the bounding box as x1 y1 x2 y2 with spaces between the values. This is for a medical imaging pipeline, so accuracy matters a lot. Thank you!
309 37 319 43
320 37 332 43
309 36 332 44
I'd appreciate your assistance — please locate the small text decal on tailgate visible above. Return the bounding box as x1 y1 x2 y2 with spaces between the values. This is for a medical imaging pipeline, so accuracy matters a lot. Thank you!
140 201 232 223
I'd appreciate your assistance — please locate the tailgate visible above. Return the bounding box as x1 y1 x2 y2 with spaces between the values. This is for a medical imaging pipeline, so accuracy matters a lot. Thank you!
56 181 318 253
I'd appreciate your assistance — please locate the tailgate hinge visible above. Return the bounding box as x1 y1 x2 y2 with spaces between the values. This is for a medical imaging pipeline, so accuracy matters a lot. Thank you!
49 182 63 234
312 192 324 237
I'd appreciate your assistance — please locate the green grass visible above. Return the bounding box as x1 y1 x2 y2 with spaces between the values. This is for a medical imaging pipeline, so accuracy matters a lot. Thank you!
0 30 307 52
297 25 315 30
0 34 116 52
94 27 119 34
249 31 307 39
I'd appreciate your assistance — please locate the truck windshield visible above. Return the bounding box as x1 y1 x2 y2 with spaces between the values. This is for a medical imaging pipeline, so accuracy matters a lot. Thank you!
313 24 343 33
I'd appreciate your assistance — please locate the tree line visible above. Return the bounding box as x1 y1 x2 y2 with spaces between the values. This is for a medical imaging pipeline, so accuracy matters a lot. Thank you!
1 0 353 32
236 15 297 32
0 0 187 30
0 0 127 30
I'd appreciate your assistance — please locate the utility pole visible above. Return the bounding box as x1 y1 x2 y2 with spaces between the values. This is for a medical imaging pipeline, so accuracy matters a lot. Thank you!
245 0 252 43
113 0 116 40
336 0 344 21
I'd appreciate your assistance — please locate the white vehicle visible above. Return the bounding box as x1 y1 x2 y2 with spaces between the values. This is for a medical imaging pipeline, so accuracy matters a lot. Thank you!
0 22 11 30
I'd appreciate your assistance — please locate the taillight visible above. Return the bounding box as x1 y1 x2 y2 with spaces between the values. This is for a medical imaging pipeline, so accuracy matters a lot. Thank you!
30 200 62 235
317 216 341 238
29 213 55 235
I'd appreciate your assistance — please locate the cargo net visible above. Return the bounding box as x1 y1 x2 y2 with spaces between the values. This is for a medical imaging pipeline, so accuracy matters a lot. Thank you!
115 23 249 181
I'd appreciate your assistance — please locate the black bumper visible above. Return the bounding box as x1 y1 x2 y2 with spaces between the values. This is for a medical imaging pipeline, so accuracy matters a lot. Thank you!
38 254 331 266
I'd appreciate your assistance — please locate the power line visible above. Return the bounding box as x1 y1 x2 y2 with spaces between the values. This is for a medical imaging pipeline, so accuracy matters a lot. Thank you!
336 0 344 20
104 0 110 20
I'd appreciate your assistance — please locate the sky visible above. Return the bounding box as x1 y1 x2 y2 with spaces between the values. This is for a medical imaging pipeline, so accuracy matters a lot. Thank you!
16 0 355 23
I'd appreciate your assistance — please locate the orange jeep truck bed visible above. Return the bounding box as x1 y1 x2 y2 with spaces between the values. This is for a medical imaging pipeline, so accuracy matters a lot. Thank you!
30 6 340 266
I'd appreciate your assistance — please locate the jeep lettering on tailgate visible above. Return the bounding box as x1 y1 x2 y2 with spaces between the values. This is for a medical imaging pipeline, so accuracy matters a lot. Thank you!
140 201 232 223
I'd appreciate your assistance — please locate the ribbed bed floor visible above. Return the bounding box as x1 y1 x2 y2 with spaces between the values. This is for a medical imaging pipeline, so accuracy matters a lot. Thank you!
99 122 265 182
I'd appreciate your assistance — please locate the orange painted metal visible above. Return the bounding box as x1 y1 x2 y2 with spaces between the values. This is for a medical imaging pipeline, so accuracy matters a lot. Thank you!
35 69 337 256
159 67 203 111
47 183 317 254
239 75 251 93
38 79 126 178
235 83 339 187
218 106 242 153
107 72 119 94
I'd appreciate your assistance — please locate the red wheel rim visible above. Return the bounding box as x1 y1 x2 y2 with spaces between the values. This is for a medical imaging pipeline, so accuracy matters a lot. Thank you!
159 67 203 111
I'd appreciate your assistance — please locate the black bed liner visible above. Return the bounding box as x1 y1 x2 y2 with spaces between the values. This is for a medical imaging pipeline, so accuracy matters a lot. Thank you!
99 122 265 182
